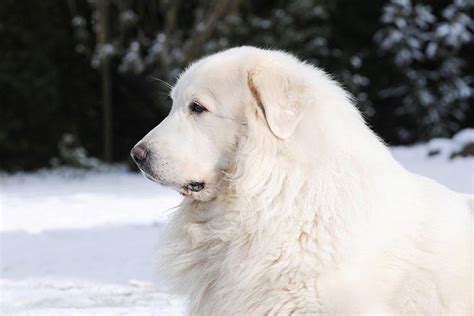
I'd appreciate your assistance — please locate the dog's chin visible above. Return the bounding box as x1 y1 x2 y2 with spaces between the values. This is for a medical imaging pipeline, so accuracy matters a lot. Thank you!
179 184 218 202
140 170 218 202
140 170 166 186
139 170 178 191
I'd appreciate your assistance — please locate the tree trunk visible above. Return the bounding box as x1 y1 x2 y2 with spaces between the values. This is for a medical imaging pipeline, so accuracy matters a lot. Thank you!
98 0 113 162
101 53 112 162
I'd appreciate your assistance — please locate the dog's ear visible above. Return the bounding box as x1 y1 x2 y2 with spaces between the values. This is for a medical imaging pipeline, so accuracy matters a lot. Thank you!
247 63 305 139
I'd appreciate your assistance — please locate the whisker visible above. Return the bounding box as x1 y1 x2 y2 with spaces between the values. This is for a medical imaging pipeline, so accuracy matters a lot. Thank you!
164 198 192 213
151 76 173 90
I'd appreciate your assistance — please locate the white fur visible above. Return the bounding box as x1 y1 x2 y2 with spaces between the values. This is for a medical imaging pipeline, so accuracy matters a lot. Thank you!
135 47 473 315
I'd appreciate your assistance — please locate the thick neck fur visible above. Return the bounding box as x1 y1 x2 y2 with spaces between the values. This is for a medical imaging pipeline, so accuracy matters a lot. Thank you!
160 71 406 315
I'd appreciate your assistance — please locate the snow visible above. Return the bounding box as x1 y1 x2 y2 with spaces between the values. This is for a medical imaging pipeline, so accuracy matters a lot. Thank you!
0 167 179 233
392 147 473 194
1 169 184 315
452 128 474 151
119 41 145 75
71 16 86 28
1 136 473 315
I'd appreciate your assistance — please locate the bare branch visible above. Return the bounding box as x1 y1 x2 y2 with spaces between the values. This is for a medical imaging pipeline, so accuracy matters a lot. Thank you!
183 0 241 65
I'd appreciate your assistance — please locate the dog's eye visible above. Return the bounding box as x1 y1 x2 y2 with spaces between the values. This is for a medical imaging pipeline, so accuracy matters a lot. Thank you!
189 102 207 114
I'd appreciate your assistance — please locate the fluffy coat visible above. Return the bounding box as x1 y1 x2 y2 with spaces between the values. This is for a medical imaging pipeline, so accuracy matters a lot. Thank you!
148 47 473 315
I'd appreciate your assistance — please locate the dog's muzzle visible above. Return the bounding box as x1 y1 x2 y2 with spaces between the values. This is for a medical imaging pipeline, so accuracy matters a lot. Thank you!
184 181 205 192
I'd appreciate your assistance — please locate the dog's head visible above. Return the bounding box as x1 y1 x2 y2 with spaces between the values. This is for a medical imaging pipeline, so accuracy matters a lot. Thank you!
131 47 307 201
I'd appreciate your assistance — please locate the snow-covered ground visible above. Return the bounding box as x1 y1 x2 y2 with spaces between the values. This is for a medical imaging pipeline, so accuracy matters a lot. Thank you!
1 135 473 315
0 168 185 315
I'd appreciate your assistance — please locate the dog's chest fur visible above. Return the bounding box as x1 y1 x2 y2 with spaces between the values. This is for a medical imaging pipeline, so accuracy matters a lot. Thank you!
161 171 472 315
162 193 357 315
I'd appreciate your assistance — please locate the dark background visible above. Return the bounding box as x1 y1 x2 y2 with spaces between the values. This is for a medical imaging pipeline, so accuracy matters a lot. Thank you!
1 0 472 171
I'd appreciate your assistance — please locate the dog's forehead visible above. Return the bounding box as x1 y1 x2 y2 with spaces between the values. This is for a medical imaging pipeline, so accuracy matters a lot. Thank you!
171 52 249 102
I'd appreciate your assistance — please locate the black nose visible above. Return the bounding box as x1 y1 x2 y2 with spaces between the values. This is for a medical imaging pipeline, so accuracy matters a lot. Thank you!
131 144 147 164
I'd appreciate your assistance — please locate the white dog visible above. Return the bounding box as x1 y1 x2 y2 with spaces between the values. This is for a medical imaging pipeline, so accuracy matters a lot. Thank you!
131 46 473 315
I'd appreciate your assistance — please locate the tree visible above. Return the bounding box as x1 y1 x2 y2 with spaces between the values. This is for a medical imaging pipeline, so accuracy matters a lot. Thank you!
95 0 113 162
0 0 100 170
2 0 472 171
70 0 241 162
374 0 473 141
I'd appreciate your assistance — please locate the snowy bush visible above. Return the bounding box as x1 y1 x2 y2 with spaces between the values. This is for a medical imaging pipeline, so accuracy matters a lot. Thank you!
426 128 474 159
375 0 473 141
7 0 472 171
450 128 474 158
50 133 101 169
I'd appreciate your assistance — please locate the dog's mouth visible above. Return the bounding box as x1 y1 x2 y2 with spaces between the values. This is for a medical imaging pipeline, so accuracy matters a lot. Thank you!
139 168 209 199
143 172 205 194
182 181 205 193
